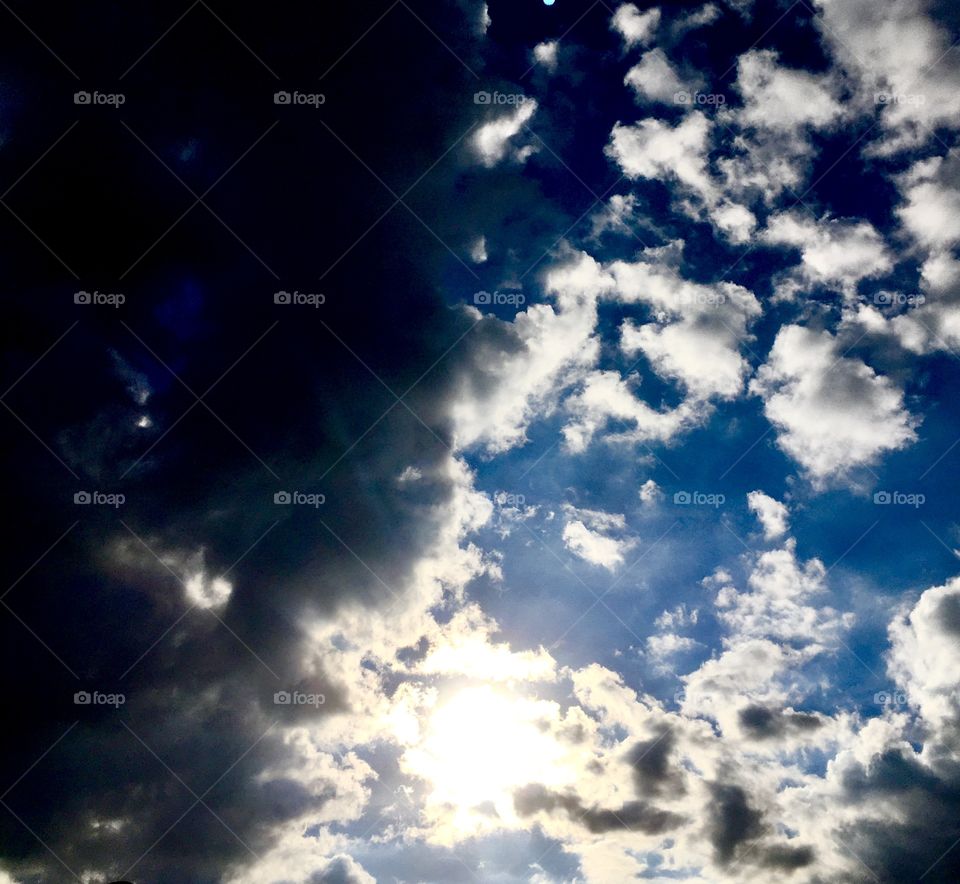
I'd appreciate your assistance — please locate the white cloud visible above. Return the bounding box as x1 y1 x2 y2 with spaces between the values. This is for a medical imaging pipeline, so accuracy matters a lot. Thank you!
896 151 960 251
472 99 538 167
452 252 606 454
672 3 721 35
887 576 960 734
607 113 757 243
624 48 689 103
533 40 559 73
561 505 637 571
479 2 491 34
610 252 762 399
563 369 702 453
762 211 893 300
750 324 917 486
468 234 488 263
747 491 789 540
733 49 844 130
639 478 663 503
646 632 701 660
611 3 661 49
815 0 960 155
608 111 713 199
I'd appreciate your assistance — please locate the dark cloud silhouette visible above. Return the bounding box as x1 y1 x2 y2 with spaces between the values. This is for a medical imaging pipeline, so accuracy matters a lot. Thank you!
737 705 823 740
0 1 504 880
513 783 685 835
627 728 685 796
707 783 765 865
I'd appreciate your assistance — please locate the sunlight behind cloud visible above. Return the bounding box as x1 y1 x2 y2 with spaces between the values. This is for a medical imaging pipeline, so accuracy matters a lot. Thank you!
401 686 571 837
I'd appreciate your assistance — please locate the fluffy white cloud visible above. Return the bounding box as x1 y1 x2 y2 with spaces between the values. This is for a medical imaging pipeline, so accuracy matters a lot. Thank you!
815 0 960 155
562 369 702 453
639 478 663 503
733 49 844 130
671 2 721 35
610 251 762 399
472 99 538 167
750 324 917 486
611 3 661 48
887 576 960 734
607 113 757 243
533 40 559 73
624 48 690 103
762 212 893 300
561 505 637 571
451 252 606 453
747 491 789 540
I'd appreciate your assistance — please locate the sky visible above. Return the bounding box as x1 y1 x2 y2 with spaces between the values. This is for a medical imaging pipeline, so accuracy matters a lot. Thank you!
1 0 960 881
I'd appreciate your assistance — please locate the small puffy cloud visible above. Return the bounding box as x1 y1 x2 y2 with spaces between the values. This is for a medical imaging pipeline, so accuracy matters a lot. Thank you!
639 478 662 503
468 234 488 263
750 324 917 487
610 252 762 399
733 49 844 130
672 3 720 35
608 111 713 199
747 491 789 540
646 632 701 662
472 99 538 167
562 369 702 453
184 569 233 610
762 212 893 300
589 192 643 239
532 40 559 73
478 2 492 34
607 113 756 243
561 505 636 571
611 3 661 49
896 151 960 251
624 48 690 103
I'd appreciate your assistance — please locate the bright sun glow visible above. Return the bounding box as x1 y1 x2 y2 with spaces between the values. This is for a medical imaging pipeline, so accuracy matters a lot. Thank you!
403 685 570 834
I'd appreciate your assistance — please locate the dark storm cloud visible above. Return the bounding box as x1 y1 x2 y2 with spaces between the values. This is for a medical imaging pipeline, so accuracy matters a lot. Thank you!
706 782 815 874
0 1 522 881
835 748 960 881
737 704 823 740
513 783 685 835
707 783 765 864
935 593 960 636
627 728 685 796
